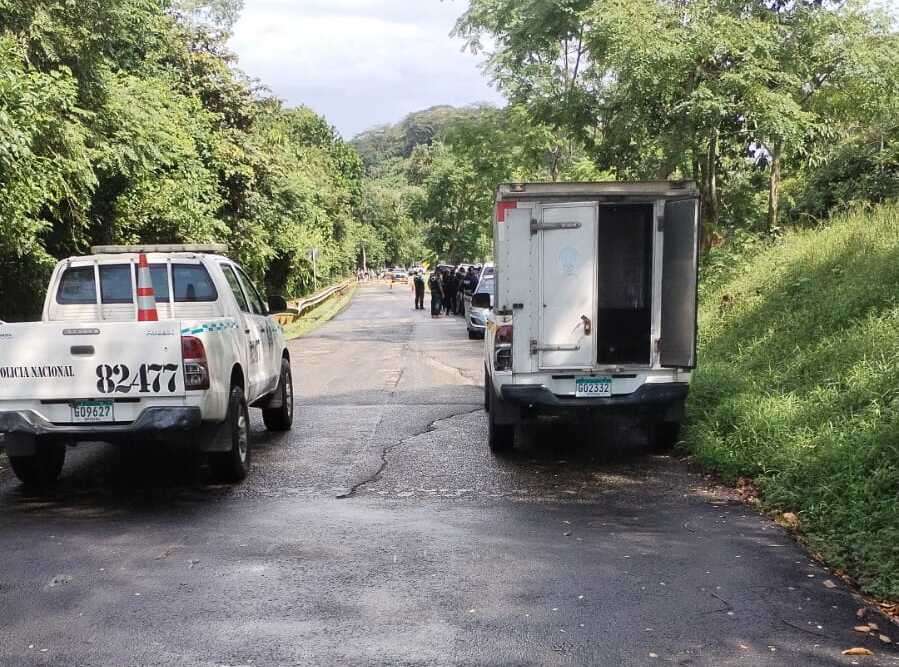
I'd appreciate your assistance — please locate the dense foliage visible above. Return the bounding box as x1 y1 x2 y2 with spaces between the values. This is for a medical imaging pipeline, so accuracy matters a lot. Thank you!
0 0 363 320
354 103 604 264
456 0 899 240
10 1 892 306
353 1 897 265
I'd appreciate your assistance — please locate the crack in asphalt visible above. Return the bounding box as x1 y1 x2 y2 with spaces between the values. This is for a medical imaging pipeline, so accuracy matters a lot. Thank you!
413 347 481 385
335 406 482 499
335 312 484 500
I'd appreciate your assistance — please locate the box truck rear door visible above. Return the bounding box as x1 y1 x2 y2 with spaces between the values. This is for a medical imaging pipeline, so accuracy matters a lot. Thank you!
660 198 700 368
537 203 597 370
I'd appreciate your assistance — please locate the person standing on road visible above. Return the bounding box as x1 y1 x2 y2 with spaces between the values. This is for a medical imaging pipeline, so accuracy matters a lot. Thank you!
443 271 457 316
464 266 477 295
428 271 443 318
413 271 425 310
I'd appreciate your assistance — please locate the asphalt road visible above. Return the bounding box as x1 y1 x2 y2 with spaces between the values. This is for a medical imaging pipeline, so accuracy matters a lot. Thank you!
0 283 896 666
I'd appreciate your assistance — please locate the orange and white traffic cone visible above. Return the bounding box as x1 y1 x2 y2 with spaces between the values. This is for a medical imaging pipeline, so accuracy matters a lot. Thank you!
136 253 159 322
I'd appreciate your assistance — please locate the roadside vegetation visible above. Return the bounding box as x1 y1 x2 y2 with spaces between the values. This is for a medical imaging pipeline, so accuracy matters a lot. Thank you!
689 203 899 599
354 103 607 264
281 285 357 341
0 0 363 321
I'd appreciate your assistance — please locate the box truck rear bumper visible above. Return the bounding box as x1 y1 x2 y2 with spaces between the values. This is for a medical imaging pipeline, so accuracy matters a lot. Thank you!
500 382 689 420
0 407 203 441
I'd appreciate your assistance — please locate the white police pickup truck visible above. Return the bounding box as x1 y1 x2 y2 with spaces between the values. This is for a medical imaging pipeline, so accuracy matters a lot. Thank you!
0 245 294 487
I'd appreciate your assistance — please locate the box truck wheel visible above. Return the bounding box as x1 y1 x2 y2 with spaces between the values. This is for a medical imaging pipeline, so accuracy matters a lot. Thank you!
488 391 515 454
210 385 251 483
652 422 682 452
8 438 65 488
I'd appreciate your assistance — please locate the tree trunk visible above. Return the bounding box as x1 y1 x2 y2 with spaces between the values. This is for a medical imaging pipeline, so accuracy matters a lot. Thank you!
707 129 719 228
767 144 780 233
700 129 720 250
550 146 562 182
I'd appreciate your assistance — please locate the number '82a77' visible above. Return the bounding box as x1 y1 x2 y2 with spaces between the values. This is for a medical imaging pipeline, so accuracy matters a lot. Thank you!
96 363 180 394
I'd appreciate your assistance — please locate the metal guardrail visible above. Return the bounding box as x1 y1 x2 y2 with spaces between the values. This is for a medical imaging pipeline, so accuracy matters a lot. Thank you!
277 279 355 325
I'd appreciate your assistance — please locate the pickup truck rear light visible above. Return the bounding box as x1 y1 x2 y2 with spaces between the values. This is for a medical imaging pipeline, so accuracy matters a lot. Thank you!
494 324 513 372
181 336 210 390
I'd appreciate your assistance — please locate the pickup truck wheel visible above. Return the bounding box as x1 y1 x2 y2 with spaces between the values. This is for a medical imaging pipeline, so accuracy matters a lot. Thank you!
488 391 515 454
210 386 250 483
9 439 66 488
262 358 294 432
484 369 491 413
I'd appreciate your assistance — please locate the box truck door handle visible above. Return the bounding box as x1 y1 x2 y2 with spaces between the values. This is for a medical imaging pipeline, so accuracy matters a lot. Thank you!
581 315 592 336
530 221 582 235
530 342 581 354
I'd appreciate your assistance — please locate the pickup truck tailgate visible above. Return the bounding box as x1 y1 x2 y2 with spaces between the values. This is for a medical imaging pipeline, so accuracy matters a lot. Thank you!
0 321 185 400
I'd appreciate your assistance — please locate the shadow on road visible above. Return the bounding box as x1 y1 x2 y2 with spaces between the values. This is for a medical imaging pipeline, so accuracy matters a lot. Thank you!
513 418 664 462
0 426 292 516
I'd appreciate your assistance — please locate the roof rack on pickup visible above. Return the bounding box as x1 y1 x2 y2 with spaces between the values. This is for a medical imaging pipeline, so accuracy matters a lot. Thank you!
89 244 229 255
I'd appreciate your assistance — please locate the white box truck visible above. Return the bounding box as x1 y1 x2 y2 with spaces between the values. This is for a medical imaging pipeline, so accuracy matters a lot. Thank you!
477 181 700 452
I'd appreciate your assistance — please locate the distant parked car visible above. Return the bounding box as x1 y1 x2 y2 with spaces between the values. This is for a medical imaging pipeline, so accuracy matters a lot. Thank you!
467 273 494 339
390 267 408 283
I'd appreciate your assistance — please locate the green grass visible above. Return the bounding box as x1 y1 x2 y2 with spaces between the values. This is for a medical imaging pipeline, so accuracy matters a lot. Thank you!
687 203 899 599
281 285 356 340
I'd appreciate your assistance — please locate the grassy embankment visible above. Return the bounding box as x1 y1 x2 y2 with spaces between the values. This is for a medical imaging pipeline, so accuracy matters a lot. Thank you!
281 285 357 340
687 203 899 600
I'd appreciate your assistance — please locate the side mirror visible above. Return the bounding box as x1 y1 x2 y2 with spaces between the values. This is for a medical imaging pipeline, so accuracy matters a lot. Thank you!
267 295 288 313
471 293 491 309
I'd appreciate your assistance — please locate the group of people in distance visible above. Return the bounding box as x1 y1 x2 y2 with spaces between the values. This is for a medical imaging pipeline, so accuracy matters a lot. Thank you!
411 264 484 319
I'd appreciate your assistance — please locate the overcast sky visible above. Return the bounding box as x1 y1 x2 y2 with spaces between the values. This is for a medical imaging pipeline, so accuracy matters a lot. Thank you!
229 0 505 139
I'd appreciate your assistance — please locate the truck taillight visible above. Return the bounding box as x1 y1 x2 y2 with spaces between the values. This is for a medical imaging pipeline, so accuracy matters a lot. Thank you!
181 336 210 390
494 324 513 372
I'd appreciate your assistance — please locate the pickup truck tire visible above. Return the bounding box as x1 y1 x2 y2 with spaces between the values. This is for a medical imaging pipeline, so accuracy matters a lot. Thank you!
262 358 294 432
210 385 250 483
484 368 491 413
9 439 66 488
488 391 515 454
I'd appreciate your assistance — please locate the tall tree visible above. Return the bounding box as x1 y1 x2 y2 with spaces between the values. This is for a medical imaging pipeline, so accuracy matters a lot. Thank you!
408 143 491 263
455 0 596 180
